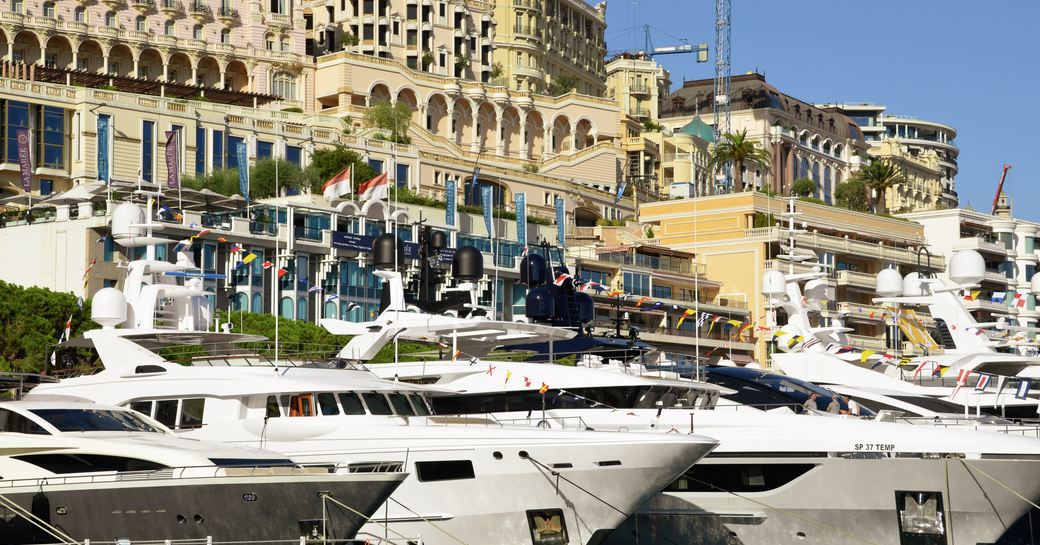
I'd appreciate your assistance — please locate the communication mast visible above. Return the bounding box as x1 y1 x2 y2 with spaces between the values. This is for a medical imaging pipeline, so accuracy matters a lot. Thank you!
713 0 731 191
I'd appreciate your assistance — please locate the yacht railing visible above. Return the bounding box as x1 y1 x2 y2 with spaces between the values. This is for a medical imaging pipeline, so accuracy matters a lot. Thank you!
43 538 418 545
892 416 1040 438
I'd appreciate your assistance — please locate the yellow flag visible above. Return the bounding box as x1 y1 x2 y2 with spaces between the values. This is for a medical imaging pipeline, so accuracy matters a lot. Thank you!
242 252 258 265
860 349 875 363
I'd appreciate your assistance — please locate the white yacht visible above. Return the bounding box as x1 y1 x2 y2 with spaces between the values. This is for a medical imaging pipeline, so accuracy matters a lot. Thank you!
27 201 719 545
0 399 405 544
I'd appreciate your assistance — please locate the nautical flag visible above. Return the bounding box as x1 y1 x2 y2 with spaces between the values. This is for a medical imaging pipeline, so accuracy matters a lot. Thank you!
860 350 876 364
524 376 531 387
94 234 108 243
241 252 258 265
505 370 512 384
451 350 463 362
358 172 390 201
554 273 572 286
61 314 72 343
262 260 273 269
651 301 665 310
676 308 696 329
230 243 244 254
975 374 991 392
217 236 227 243
322 166 352 200
485 364 496 376
1013 292 1028 308
963 290 980 301
277 268 287 278
324 293 339 303
951 368 971 399
696 312 709 329
1016 379 1032 400
912 360 930 380
635 297 651 308
539 383 549 394
991 292 1007 303
308 285 322 294
994 375 1010 407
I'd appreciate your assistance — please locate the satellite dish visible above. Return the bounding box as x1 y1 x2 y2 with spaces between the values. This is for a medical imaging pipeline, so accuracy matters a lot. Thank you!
949 250 985 286
876 268 903 297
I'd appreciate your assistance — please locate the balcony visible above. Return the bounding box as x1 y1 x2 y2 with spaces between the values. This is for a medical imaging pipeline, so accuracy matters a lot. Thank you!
130 0 154 13
982 270 1010 285
512 25 540 40
836 269 877 290
217 6 238 27
187 1 210 21
267 12 292 27
962 298 1009 314
744 227 943 269
629 82 650 96
102 0 124 8
160 0 182 16
838 302 886 322
953 237 1007 256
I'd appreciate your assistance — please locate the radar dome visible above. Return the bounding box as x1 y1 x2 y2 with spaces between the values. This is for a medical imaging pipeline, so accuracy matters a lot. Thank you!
1031 273 1040 295
761 270 786 296
525 286 555 320
574 292 594 323
452 246 484 280
875 268 903 297
902 272 924 297
110 203 146 246
949 250 985 286
372 233 401 270
519 253 547 286
91 288 127 328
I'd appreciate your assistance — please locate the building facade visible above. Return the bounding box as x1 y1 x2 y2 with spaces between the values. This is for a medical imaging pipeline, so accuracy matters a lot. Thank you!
660 74 870 201
822 103 959 210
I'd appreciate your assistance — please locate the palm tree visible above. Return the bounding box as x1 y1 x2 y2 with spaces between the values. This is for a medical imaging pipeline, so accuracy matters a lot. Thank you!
854 159 906 214
709 129 772 192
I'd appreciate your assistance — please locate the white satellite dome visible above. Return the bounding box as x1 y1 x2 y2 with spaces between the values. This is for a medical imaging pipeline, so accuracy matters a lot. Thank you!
876 268 903 297
902 272 924 297
949 250 985 286
110 202 145 244
762 270 787 296
1031 273 1040 295
91 288 127 329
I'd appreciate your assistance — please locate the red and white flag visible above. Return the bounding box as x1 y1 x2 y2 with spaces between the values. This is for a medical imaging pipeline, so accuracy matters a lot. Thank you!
61 314 72 342
1013 292 1028 308
951 368 971 399
358 172 389 201
322 166 352 200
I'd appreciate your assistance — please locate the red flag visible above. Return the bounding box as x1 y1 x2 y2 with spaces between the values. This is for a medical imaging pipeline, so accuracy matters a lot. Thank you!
262 260 273 269
358 172 389 201
277 268 287 278
322 166 352 200
539 383 549 394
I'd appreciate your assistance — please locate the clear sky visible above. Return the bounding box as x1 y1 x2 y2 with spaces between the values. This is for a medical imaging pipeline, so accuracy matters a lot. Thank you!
603 0 1040 220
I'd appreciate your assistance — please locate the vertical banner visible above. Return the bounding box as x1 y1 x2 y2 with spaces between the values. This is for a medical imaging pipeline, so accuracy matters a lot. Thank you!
555 196 565 248
613 179 628 205
468 167 481 205
237 140 249 202
445 178 456 227
514 192 526 247
481 184 494 239
15 128 31 192
165 129 180 190
97 114 110 184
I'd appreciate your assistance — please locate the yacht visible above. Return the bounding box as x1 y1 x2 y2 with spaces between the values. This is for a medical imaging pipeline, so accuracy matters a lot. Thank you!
0 399 405 544
28 201 719 545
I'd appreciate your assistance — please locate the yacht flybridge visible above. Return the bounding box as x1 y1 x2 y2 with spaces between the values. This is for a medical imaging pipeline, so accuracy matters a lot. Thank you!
0 399 404 544
28 200 720 545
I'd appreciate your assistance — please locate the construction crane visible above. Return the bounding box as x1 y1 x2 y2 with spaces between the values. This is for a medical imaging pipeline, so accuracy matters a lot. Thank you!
991 164 1012 214
712 0 731 193
605 24 707 62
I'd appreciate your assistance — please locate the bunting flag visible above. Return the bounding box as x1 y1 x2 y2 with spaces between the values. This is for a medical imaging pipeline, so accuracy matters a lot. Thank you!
950 368 971 399
1013 292 1028 309
991 292 1007 303
1016 379 1032 400
241 252 258 265
451 350 463 362
505 370 512 384
307 285 322 294
60 314 72 343
217 236 227 243
860 350 876 364
635 297 651 308
975 374 992 391
262 260 273 269
696 312 709 329
539 383 549 394
94 234 108 243
606 289 624 297
324 293 339 303
554 273 572 286
524 376 531 387
676 308 696 329
912 360 930 380
230 243 244 254
485 364 496 376
276 268 288 278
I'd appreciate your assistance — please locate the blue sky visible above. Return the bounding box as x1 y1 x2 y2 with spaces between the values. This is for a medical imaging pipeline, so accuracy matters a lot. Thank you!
603 1 1040 220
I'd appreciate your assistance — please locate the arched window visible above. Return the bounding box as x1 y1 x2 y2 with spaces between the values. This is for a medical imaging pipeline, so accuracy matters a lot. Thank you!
799 157 809 180
271 73 296 100
251 292 263 313
105 11 116 27
135 15 146 32
43 1 55 17
232 292 248 311
279 297 294 319
265 33 275 50
296 298 308 321
74 6 85 22
280 37 291 52
823 165 832 205
193 24 204 40
165 20 175 35
221 29 230 43
324 301 337 319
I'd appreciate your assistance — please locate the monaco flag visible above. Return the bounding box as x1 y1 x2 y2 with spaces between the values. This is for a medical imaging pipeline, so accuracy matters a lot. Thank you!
322 166 352 200
359 172 390 201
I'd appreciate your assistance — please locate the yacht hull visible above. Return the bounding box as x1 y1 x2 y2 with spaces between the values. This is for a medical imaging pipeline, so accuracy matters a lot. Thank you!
606 456 1040 545
0 473 403 544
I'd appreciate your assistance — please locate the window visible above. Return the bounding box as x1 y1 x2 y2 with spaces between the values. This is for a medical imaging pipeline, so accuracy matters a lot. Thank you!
408 394 430 416
362 392 393 415
105 11 116 26
30 408 163 433
652 285 672 299
4 101 30 164
40 106 65 169
212 129 224 169
285 145 302 166
0 408 48 434
154 399 179 428
281 38 290 52
141 120 155 182
43 1 55 17
226 135 243 170
414 460 475 482
289 393 315 416
389 393 415 416
136 15 146 31
12 0 23 13
316 392 340 415
622 271 650 297
265 396 281 417
221 29 231 43
74 6 85 22
195 127 206 174
265 34 275 50
165 20 175 35
179 398 205 428
40 179 53 196
14 454 166 473
338 392 366 415
256 140 273 159
272 73 296 100
194 24 204 39
526 509 569 545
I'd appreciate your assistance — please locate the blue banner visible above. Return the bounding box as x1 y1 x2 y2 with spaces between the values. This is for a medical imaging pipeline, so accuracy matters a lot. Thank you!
237 141 249 202
445 178 456 227
331 232 420 259
481 184 494 239
614 180 628 204
514 192 526 247
555 196 565 248
97 114 110 184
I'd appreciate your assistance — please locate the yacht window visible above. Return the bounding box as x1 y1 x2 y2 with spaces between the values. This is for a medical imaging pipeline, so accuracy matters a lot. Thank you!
363 393 393 415
526 509 569 545
265 396 281 417
414 460 475 482
29 409 163 433
14 453 167 474
667 463 817 492
179 398 205 429
317 393 340 415
289 394 315 417
408 394 431 416
338 393 367 415
154 400 179 428
896 491 946 542
130 401 153 416
389 393 415 416
0 408 49 435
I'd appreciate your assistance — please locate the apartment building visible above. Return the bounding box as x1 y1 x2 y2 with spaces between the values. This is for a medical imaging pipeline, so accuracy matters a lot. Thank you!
822 103 959 210
638 193 947 364
492 0 607 96
902 197 1039 329
660 73 870 202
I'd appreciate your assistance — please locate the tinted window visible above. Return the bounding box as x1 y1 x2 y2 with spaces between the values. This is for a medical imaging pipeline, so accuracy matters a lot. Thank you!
14 453 166 474
389 393 415 416
265 395 281 418
890 395 965 414
363 393 393 415
409 394 430 416
668 463 817 492
317 393 340 416
414 460 475 482
29 409 162 433
179 398 205 429
0 408 49 435
338 393 366 415
154 399 178 428
129 401 152 416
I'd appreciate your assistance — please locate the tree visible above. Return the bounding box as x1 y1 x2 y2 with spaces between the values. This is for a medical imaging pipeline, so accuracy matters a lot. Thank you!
0 280 96 372
854 159 906 214
547 75 578 96
791 177 817 197
835 178 870 212
490 62 504 80
341 32 359 48
304 144 378 195
709 129 772 191
182 168 241 197
250 158 304 199
364 99 413 144
421 50 435 70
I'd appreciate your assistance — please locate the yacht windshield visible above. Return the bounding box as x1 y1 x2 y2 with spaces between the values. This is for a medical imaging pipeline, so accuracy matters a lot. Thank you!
29 409 165 433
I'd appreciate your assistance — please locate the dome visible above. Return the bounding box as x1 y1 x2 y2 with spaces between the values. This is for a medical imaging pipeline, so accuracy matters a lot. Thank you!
875 268 903 297
949 250 985 286
677 117 715 143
